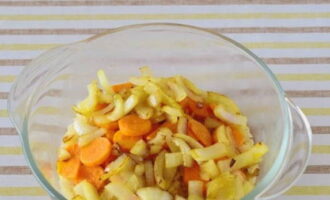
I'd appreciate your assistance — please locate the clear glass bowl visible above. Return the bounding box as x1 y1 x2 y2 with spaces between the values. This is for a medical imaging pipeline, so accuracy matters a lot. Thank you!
8 23 312 200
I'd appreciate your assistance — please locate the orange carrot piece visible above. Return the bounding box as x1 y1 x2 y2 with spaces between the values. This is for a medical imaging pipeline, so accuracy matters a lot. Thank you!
76 165 105 190
113 130 142 151
118 114 152 136
112 82 134 93
187 98 212 119
57 157 81 180
66 144 80 157
232 128 245 146
105 129 116 142
183 162 202 184
80 137 112 167
162 121 177 133
188 118 212 146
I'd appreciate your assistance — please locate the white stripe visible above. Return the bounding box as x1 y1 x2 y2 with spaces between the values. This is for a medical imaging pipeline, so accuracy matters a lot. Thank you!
0 100 7 109
1 5 330 14
269 64 330 74
2 33 330 44
308 154 330 165
1 19 330 29
0 136 20 147
0 118 13 128
295 174 330 186
0 83 12 93
312 135 330 145
274 196 330 200
0 175 39 187
0 155 27 166
280 81 330 91
0 66 24 75
0 35 89 44
291 98 330 108
0 51 43 59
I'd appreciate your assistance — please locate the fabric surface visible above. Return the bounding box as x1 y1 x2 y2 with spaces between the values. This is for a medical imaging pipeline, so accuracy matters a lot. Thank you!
0 0 330 199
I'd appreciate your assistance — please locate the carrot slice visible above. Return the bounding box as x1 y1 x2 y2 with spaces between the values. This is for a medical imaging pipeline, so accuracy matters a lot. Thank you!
66 144 80 157
188 118 212 146
112 82 134 93
80 137 112 167
187 98 212 119
105 129 116 141
232 128 245 146
57 157 81 180
76 165 105 190
118 114 152 136
183 162 202 184
113 130 142 151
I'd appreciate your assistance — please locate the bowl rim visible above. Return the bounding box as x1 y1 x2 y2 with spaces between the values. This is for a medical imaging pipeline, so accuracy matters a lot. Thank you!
13 22 292 200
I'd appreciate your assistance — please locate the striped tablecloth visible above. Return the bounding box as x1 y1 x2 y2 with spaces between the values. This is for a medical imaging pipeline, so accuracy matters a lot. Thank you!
1 1 330 199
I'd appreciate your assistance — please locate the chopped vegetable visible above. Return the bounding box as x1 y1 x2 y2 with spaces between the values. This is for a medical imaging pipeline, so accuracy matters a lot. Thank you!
188 118 212 146
137 187 173 200
119 114 152 136
57 67 268 199
113 131 142 151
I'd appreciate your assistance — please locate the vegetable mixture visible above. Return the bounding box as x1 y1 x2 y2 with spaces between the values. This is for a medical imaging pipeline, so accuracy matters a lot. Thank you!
57 67 268 200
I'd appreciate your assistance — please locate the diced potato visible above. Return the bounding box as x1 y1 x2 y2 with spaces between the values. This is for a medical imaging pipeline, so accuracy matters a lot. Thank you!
124 94 140 115
73 81 99 115
135 103 154 119
162 106 183 119
217 158 232 173
166 81 187 102
150 144 164 155
204 117 222 130
144 160 155 186
165 152 183 168
200 160 219 181
100 187 116 200
106 94 125 121
58 148 71 161
207 172 236 200
174 134 203 149
188 181 204 200
137 187 173 200
147 93 162 107
231 142 268 170
177 117 187 134
134 163 145 176
173 138 193 167
164 166 177 187
97 69 113 94
103 154 135 179
104 182 139 200
74 180 100 200
213 105 247 126
149 128 172 145
190 143 229 162
175 195 186 200
130 139 148 157
59 176 75 199
73 115 98 136
126 174 145 192
78 128 106 147
206 91 240 114
166 136 180 153
154 151 167 189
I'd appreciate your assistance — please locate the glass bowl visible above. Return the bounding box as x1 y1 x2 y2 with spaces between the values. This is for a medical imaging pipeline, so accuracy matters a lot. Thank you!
8 23 312 200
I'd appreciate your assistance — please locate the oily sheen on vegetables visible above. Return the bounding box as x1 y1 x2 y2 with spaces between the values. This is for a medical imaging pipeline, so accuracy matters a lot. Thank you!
57 67 268 200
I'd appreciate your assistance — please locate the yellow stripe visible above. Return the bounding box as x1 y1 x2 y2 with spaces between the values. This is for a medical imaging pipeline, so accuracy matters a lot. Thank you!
0 75 15 82
277 74 330 81
0 187 46 196
244 42 330 48
1 13 330 21
0 43 58 50
0 110 8 117
312 145 330 154
302 108 330 116
286 186 330 195
0 147 22 155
